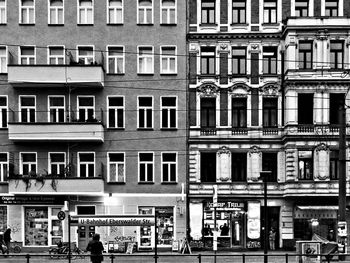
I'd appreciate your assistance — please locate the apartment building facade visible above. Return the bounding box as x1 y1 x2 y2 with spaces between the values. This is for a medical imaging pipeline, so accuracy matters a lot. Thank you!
0 0 187 251
188 0 350 250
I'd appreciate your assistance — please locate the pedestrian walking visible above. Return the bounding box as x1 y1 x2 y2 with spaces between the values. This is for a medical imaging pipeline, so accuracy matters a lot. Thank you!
3 228 11 256
0 232 6 255
86 234 104 263
269 228 276 250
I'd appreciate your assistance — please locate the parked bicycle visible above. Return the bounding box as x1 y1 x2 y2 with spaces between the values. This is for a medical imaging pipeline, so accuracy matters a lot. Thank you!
49 241 85 260
8 241 21 253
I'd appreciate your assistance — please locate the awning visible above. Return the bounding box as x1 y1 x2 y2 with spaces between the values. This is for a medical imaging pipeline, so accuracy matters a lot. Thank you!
296 206 338 210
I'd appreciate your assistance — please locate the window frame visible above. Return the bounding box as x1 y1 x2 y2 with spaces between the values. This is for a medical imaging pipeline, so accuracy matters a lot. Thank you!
330 41 344 69
137 0 153 24
298 41 313 70
231 152 247 182
201 0 216 24
232 0 246 24
330 150 339 180
161 152 177 183
19 95 36 123
106 45 125 74
47 45 65 65
160 0 176 24
78 152 95 178
76 45 95 65
298 150 313 180
200 97 216 128
294 0 309 17
0 153 8 182
324 0 338 17
20 152 37 175
18 46 36 65
138 152 154 183
0 96 7 128
200 46 216 75
107 0 123 24
263 0 277 24
231 97 247 128
137 96 153 129
107 152 125 182
262 46 277 74
48 95 65 123
48 0 64 25
0 0 7 24
107 95 124 128
137 45 154 74
48 152 66 176
77 0 94 25
262 97 278 128
160 96 177 129
160 45 177 74
232 47 246 75
0 46 7 73
19 0 35 24
77 95 95 122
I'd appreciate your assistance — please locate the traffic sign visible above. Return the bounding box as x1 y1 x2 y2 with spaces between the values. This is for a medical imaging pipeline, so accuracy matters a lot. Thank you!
57 211 66 221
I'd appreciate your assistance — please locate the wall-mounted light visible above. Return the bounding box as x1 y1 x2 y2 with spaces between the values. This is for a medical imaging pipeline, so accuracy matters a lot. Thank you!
311 218 319 226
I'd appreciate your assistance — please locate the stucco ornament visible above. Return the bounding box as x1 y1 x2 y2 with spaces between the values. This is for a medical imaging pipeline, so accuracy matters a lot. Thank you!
248 145 261 157
197 84 220 97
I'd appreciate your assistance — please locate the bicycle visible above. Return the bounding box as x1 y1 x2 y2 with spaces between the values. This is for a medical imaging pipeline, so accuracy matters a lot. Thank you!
6 241 21 253
49 242 85 260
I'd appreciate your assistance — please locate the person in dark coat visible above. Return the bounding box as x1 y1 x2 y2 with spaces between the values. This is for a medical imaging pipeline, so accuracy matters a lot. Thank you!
86 234 104 263
0 233 6 255
3 228 11 256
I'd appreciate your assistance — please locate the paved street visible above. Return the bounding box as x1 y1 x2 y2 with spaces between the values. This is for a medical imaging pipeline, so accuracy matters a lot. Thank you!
1 251 349 263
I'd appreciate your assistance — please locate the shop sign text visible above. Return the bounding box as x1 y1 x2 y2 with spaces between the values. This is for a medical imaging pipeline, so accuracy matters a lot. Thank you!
207 202 244 210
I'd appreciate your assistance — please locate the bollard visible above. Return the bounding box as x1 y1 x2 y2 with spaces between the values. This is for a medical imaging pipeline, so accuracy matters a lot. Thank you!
285 253 288 263
110 254 115 263
242 253 245 263
25 253 30 263
198 253 202 263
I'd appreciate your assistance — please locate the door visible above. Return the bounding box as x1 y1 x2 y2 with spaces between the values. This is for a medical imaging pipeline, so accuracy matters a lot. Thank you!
78 226 95 249
231 213 244 247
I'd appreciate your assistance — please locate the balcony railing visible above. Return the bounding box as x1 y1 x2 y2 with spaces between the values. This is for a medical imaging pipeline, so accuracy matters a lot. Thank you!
231 127 248 135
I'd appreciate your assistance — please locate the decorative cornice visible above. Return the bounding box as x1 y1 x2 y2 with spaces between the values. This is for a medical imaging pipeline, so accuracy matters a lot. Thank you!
260 83 280 96
316 29 329 40
187 33 281 40
248 145 261 156
197 83 220 97
217 146 231 156
315 143 329 152
228 83 251 93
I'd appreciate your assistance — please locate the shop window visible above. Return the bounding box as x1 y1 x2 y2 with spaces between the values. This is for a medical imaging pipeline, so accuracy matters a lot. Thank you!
25 207 48 246
201 98 216 128
156 207 174 246
231 152 246 181
330 150 339 180
232 98 247 128
263 97 278 127
0 206 6 232
329 93 345 125
262 152 277 182
298 151 313 180
330 41 344 69
200 152 216 182
51 208 63 245
139 207 153 248
298 93 313 124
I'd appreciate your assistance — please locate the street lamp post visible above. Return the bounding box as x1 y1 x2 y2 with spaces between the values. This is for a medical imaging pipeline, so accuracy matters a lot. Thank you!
260 171 272 263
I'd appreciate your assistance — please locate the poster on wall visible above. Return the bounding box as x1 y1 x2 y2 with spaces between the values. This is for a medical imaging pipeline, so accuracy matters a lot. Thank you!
246 201 261 249
301 242 321 263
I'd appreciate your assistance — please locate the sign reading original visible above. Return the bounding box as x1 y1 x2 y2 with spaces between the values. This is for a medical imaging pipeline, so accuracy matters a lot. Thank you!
70 215 155 226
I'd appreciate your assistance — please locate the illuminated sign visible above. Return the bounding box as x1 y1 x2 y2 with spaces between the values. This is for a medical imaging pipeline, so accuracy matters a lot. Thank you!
70 215 155 226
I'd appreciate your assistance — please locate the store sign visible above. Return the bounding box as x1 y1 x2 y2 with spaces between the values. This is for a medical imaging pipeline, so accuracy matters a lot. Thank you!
70 215 155 226
1 196 63 204
207 201 244 210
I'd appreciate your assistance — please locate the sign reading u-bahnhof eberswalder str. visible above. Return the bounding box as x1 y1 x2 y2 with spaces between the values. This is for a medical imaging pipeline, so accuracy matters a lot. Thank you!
70 215 155 226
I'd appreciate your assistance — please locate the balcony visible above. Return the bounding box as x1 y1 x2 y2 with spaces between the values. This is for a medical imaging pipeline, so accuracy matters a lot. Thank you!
190 127 282 138
8 176 104 194
8 65 104 88
283 181 341 197
284 124 343 137
8 110 104 142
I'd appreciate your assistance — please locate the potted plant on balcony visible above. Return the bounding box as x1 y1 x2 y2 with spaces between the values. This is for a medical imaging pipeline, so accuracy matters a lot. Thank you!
35 170 46 190
22 174 31 191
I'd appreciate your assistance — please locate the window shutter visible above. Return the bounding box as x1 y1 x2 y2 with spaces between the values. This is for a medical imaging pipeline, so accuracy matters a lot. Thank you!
220 0 228 24
219 52 228 84
189 89 197 126
220 89 228 126
189 0 197 24
251 89 259 126
189 52 197 84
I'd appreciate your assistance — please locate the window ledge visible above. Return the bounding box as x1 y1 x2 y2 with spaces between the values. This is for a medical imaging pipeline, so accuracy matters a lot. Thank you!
137 23 154 26
106 73 125 75
0 23 6 26
230 23 248 26
137 128 154 131
160 128 178 131
161 182 177 184
262 23 279 26
199 23 218 27
19 23 35 26
160 72 177 75
77 24 94 26
160 23 177 26
48 24 64 26
262 73 278 77
107 127 125 130
107 182 126 184
138 182 155 184
107 23 124 26
137 73 154 75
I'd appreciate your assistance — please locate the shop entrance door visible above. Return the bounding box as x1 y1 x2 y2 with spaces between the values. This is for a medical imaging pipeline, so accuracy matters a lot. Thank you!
231 214 244 247
78 226 95 249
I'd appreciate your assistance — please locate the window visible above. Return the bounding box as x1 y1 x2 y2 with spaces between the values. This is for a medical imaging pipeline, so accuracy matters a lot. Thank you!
263 0 277 24
78 96 94 122
77 206 95 214
19 46 35 65
138 0 153 24
263 46 277 74
49 0 63 24
162 153 177 182
201 0 215 24
48 46 64 65
139 152 153 182
200 152 216 182
298 41 312 69
232 47 246 74
20 96 35 123
107 46 124 74
107 0 123 24
138 96 153 129
325 0 338 17
298 151 313 180
201 98 216 128
0 97 7 128
108 152 125 182
20 152 36 175
161 0 176 24
262 152 277 182
20 0 34 24
295 0 308 17
232 0 246 24
77 46 94 65
108 96 124 128
298 93 313 124
49 153 65 176
0 0 6 24
329 93 345 125
0 153 8 182
160 46 176 74
330 41 343 69
231 152 246 181
138 46 154 74
232 98 246 128
161 96 177 129
0 47 6 73
201 47 216 75
78 0 93 24
263 98 278 127
78 152 95 177
330 150 339 180
48 96 65 123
